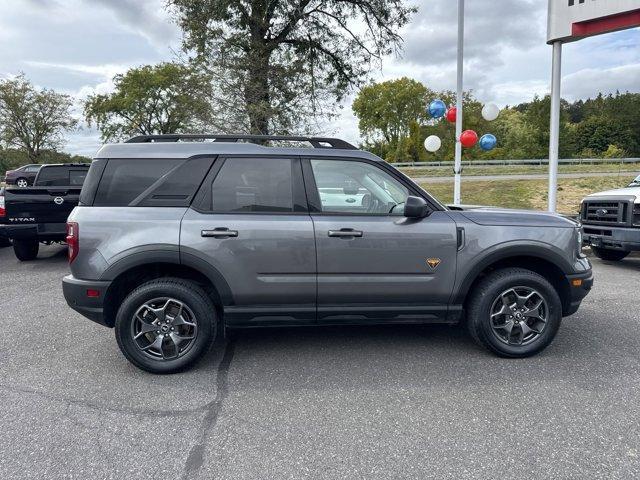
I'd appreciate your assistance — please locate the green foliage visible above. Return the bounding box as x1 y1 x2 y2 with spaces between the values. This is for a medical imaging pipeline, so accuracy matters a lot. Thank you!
352 78 427 147
602 144 626 159
84 63 213 141
352 78 640 162
0 74 77 161
168 0 416 135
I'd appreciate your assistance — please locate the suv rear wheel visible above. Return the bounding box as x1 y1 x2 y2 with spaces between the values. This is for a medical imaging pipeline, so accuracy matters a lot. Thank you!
591 246 629 262
115 278 217 373
13 239 39 261
466 268 562 358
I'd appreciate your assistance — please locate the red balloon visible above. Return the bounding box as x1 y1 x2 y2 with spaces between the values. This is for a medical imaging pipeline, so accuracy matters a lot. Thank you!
460 129 478 148
445 107 457 123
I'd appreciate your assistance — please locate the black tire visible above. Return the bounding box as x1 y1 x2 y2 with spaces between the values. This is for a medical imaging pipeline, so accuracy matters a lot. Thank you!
591 246 629 262
115 278 217 374
13 239 39 261
466 268 562 358
16 178 29 188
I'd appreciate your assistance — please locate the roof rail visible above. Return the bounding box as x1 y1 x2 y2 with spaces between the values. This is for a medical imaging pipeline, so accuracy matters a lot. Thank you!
124 134 357 150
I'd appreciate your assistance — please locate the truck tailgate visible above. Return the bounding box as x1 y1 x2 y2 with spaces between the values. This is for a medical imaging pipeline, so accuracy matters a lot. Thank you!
3 187 81 225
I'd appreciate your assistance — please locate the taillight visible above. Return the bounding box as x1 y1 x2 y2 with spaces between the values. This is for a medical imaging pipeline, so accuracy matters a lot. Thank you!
66 222 79 263
0 194 5 217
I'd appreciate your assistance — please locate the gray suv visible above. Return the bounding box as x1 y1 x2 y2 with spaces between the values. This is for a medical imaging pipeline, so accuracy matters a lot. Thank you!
63 135 593 373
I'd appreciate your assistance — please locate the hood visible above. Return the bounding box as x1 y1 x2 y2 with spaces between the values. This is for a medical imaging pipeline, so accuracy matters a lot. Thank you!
586 186 640 202
448 205 577 228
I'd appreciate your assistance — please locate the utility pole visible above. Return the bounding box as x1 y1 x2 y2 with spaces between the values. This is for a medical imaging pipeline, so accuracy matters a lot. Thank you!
548 41 562 212
453 0 464 205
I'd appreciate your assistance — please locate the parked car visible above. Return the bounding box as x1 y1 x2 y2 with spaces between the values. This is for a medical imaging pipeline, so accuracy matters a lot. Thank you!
4 164 42 187
63 134 592 373
0 163 90 260
580 173 640 261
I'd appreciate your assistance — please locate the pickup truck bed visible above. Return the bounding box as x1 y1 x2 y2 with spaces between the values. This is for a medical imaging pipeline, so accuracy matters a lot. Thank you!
0 186 82 260
0 163 89 260
2 186 81 237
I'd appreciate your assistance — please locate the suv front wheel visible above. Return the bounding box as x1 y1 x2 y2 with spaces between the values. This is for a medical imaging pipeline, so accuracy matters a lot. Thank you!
115 278 217 373
466 268 562 358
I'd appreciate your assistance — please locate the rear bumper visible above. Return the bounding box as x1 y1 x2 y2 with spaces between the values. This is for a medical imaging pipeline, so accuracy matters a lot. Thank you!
582 225 640 251
563 270 594 316
4 223 67 241
62 275 112 327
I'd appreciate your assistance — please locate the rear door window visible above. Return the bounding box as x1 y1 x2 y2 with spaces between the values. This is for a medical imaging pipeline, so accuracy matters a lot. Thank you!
210 158 295 213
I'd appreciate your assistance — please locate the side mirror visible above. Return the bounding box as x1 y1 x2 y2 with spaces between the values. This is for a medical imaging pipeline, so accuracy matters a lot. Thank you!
404 196 430 218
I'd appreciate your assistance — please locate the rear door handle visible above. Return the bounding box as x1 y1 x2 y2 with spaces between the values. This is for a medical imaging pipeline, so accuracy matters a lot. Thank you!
328 229 363 238
201 228 238 238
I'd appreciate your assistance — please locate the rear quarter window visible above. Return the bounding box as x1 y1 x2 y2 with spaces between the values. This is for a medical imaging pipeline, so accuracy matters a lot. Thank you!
92 157 213 207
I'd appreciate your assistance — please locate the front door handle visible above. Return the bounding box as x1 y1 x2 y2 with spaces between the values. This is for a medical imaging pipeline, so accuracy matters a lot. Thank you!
201 228 239 238
328 228 363 238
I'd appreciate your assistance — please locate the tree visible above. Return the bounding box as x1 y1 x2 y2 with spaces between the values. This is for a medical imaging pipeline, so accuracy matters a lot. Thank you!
84 63 213 141
168 0 416 135
353 78 427 148
573 116 633 157
0 74 77 161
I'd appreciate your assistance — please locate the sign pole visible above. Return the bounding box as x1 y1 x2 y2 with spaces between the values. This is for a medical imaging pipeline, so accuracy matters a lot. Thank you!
453 0 464 205
548 40 562 212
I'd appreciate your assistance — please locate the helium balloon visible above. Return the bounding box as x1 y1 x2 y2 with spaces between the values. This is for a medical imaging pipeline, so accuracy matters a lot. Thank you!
479 133 497 151
481 103 500 121
460 130 478 148
445 107 457 123
424 135 442 152
428 99 446 119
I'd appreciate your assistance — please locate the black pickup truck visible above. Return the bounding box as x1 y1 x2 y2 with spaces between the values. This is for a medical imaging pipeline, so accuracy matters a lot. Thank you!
0 163 89 260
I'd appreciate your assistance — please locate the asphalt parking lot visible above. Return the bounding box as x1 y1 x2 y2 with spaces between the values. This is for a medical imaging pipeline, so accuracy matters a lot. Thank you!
1 244 639 479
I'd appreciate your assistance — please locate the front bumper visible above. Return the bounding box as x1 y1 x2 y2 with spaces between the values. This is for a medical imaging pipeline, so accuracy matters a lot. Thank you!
563 270 594 316
582 224 640 252
62 275 112 327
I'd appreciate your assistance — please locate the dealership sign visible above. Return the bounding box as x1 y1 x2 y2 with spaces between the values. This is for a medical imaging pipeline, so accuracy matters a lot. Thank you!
548 0 640 43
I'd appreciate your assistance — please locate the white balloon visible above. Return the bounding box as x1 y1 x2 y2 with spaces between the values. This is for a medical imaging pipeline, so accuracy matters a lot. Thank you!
424 135 441 153
482 103 500 121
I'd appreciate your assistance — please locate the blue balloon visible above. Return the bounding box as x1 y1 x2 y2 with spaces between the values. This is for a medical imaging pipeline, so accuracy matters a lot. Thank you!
428 99 447 119
479 133 497 151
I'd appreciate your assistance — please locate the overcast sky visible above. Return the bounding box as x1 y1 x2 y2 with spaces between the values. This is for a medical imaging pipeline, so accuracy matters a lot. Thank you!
0 0 638 156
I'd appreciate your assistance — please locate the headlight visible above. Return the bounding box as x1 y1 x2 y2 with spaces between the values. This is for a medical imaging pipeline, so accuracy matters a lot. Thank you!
576 228 584 257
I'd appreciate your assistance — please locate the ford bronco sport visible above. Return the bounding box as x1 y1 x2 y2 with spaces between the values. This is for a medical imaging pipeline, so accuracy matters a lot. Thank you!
62 135 593 373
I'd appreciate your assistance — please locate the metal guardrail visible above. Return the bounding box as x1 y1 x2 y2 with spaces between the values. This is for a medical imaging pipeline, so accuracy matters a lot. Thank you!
394 158 640 168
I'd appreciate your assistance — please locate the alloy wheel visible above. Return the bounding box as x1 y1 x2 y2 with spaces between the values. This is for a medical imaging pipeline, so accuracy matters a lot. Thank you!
17 179 28 188
489 286 548 346
131 297 198 360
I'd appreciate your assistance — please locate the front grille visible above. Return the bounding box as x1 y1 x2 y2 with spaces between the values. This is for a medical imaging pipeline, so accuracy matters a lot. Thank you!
582 200 629 225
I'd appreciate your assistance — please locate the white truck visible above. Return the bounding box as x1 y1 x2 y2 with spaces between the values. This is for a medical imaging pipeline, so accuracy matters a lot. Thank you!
580 174 640 261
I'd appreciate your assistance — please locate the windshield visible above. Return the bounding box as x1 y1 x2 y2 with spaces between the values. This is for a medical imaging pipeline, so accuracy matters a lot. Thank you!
629 174 640 187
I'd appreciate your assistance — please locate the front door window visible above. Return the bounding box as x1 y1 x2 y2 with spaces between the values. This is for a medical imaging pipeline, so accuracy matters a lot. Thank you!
310 159 410 215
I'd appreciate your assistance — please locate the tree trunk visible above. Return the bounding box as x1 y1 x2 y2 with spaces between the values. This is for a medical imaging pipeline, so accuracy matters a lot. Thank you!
244 45 272 135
